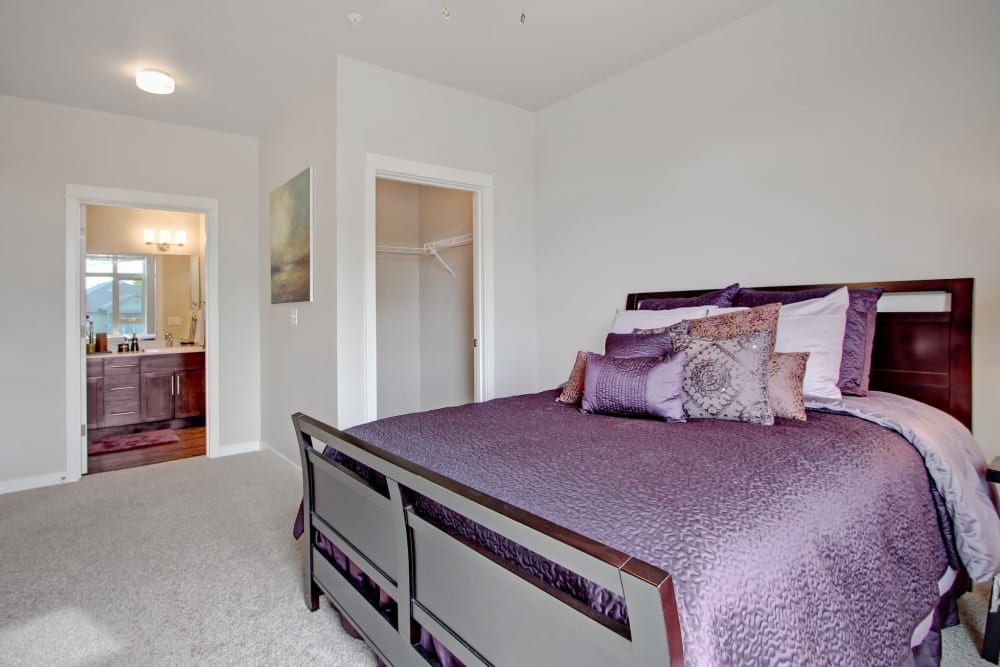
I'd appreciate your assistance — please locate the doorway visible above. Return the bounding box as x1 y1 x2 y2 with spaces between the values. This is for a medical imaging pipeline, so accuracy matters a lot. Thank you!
82 205 207 473
65 185 220 483
375 180 474 418
363 154 496 423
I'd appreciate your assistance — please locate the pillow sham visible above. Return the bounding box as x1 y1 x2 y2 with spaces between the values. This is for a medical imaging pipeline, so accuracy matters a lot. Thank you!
638 283 739 310
734 285 884 396
605 331 675 359
768 352 810 421
555 351 587 404
687 302 782 352
581 352 686 422
670 330 774 425
610 306 711 334
773 287 849 402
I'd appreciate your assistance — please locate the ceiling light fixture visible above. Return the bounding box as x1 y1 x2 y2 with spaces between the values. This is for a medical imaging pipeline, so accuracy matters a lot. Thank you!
135 69 175 95
520 13 526 25
441 4 451 20
347 12 363 27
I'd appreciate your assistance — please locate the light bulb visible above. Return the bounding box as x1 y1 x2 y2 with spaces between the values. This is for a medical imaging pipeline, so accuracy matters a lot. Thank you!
175 230 187 246
136 69 175 95
143 229 156 244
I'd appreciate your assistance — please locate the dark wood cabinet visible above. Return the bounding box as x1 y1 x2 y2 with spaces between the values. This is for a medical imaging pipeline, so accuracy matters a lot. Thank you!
140 372 176 422
101 359 141 427
174 368 206 418
87 350 205 436
86 376 103 429
139 352 206 422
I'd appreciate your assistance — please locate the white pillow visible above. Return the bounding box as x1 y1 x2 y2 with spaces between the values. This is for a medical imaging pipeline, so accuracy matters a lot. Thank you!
610 306 712 334
774 287 849 401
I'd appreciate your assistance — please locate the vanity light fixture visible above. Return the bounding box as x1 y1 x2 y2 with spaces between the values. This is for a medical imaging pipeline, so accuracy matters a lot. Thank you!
136 68 175 95
145 229 186 252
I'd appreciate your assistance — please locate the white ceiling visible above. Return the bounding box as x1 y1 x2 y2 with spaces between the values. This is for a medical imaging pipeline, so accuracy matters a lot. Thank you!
0 0 775 137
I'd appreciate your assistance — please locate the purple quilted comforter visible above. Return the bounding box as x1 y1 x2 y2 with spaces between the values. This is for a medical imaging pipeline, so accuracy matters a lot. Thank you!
339 390 988 666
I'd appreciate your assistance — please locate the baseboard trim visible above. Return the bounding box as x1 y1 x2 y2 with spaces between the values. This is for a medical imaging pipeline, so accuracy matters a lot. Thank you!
261 441 301 471
0 471 73 495
211 441 260 458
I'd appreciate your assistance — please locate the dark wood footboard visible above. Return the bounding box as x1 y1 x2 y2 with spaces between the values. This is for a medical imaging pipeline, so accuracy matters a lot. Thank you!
293 413 683 666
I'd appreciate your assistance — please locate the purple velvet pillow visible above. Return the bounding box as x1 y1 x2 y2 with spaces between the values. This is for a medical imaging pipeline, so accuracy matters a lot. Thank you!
733 286 884 396
581 352 686 422
604 331 674 358
638 283 739 310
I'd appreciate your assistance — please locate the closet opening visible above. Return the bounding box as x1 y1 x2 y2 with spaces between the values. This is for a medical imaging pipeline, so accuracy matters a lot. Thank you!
361 154 495 426
375 179 474 418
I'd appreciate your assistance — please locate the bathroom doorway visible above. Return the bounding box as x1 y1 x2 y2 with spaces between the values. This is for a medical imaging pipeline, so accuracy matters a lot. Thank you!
65 186 220 482
82 205 207 473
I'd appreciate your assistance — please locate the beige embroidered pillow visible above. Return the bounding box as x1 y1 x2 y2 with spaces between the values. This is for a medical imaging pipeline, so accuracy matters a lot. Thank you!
768 352 810 421
688 303 781 352
556 351 587 404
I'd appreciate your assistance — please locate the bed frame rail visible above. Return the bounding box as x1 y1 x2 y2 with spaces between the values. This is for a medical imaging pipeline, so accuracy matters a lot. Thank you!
294 413 683 667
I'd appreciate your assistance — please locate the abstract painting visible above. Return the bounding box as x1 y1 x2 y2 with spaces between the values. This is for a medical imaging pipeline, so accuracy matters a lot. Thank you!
270 167 312 304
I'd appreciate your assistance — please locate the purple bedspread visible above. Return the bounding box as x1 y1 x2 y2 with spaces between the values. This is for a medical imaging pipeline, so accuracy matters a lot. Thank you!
344 390 953 666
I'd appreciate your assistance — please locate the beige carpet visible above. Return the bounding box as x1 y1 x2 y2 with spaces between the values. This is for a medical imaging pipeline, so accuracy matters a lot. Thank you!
0 450 993 665
0 451 375 666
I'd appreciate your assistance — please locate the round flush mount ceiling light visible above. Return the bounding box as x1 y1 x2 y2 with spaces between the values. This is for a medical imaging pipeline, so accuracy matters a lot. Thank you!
347 12 363 27
135 68 175 95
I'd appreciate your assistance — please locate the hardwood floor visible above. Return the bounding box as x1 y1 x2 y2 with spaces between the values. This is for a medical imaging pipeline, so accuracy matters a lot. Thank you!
87 426 206 474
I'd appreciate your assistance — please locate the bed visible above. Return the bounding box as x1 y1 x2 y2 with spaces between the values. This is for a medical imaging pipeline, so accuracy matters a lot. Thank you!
293 277 1000 666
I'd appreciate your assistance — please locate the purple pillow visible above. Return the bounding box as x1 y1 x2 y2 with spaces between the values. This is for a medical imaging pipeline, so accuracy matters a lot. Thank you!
733 286 885 395
581 352 686 422
604 331 674 358
638 283 739 310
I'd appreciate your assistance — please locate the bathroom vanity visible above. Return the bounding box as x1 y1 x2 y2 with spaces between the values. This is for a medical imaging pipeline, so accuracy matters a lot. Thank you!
86 347 205 437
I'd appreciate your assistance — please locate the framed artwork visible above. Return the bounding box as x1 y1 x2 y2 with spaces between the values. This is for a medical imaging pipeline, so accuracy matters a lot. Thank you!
270 167 312 304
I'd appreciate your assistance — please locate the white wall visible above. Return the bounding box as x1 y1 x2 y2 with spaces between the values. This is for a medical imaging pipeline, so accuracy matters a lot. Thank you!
257 67 338 466
336 56 538 428
536 0 1000 455
0 94 260 491
376 179 423 418
418 186 474 411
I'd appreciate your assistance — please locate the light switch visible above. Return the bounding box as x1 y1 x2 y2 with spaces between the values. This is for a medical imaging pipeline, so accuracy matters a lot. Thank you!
290 309 298 326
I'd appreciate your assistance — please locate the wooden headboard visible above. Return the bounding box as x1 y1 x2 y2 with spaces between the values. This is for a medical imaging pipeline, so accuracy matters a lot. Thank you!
626 278 974 429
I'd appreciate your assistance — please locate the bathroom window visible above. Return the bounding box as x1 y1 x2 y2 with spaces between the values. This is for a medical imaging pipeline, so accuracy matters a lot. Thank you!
86 255 153 336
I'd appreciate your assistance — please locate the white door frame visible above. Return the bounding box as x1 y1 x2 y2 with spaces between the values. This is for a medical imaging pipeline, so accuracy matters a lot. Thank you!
364 154 495 421
65 184 221 481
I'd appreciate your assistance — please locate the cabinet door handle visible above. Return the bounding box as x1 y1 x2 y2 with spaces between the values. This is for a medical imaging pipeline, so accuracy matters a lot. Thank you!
177 375 182 396
109 364 137 368
170 376 175 396
108 386 136 391
110 411 136 416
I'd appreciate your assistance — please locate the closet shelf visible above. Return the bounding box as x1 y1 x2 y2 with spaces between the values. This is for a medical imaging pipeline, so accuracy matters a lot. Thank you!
376 233 472 278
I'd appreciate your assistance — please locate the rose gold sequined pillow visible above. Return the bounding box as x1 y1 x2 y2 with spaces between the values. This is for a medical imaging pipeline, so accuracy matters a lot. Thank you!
556 351 587 404
768 352 810 421
688 303 781 352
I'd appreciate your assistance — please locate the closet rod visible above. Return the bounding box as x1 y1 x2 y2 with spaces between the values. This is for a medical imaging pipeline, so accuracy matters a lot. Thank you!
375 233 472 279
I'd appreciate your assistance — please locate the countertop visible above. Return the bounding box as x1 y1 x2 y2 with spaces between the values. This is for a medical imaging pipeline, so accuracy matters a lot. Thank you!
88 346 204 359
